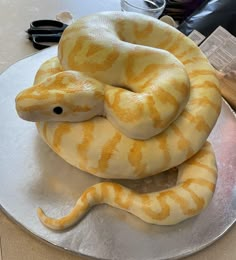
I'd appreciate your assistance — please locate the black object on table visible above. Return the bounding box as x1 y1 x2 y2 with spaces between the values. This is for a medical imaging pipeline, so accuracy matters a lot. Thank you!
27 19 68 50
178 0 236 37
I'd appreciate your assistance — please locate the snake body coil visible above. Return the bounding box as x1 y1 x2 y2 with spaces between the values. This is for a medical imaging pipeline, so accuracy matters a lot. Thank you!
15 12 221 230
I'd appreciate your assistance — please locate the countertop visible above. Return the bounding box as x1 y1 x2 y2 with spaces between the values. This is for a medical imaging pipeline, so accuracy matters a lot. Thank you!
0 0 235 259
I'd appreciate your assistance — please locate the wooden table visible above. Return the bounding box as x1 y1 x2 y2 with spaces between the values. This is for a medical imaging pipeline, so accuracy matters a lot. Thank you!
0 0 235 259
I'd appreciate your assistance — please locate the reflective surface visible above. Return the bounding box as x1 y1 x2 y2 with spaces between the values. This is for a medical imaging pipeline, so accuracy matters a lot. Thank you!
0 46 236 260
120 0 166 18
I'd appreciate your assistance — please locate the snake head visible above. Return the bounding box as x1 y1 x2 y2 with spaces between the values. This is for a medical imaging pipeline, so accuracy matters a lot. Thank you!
15 71 104 122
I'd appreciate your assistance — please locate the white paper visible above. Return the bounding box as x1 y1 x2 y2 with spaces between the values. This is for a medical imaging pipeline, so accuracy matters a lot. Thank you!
188 30 206 46
199 26 236 72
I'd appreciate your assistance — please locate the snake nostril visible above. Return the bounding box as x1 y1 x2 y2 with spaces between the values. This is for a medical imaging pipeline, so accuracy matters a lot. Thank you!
53 106 63 115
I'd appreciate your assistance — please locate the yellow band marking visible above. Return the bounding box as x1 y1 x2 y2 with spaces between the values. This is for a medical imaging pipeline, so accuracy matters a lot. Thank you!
141 194 170 220
180 186 205 215
182 111 210 133
171 124 193 155
105 89 144 122
169 80 189 97
190 97 221 114
128 141 147 176
52 123 71 153
156 30 176 50
188 69 215 78
146 95 163 128
192 80 221 95
184 178 215 192
158 132 171 165
113 184 135 209
68 36 120 72
96 132 122 173
181 56 207 65
157 87 179 109
134 22 153 39
186 160 216 177
77 121 95 169
175 45 197 60
165 33 185 53
86 43 104 57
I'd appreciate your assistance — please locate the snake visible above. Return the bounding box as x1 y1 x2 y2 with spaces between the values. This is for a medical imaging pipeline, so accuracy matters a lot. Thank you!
15 12 221 230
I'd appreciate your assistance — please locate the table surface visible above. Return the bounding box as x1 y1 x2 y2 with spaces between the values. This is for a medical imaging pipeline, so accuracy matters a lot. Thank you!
0 1 235 259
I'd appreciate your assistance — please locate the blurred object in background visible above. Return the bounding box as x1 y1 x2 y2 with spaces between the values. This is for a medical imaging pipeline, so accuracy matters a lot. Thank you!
160 15 177 27
216 70 236 111
56 11 74 25
161 0 206 23
178 0 236 37
121 0 166 18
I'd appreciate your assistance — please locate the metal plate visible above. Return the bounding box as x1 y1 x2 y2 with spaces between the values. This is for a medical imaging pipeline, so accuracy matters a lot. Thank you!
0 46 236 260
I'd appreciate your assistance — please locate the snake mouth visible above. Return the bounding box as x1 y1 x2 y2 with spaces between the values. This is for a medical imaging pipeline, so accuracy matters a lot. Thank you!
15 108 41 122
15 109 35 122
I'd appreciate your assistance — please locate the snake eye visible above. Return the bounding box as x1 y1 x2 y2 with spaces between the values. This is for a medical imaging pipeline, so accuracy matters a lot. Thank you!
53 106 63 115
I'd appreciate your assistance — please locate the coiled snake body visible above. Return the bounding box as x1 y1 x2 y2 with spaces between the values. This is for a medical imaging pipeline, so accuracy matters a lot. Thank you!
15 12 221 230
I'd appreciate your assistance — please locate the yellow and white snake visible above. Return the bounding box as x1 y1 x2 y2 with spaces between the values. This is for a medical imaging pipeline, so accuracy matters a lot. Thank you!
15 12 221 230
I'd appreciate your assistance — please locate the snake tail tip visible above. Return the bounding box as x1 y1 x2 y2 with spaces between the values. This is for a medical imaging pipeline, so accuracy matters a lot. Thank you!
37 207 47 222
37 207 54 228
37 207 69 230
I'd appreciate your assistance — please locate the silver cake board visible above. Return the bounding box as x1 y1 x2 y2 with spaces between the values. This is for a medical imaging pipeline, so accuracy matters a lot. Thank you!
0 46 236 260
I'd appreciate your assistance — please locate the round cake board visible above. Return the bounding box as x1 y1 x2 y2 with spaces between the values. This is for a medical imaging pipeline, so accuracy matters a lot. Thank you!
0 46 236 260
